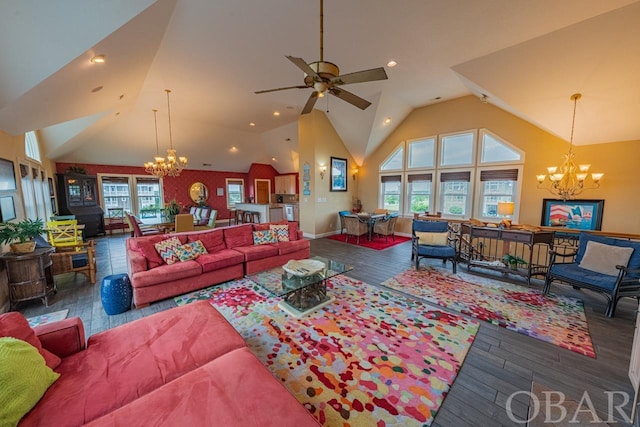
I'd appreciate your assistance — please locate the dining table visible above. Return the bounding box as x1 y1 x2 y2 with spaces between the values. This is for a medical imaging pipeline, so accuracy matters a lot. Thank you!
353 213 386 240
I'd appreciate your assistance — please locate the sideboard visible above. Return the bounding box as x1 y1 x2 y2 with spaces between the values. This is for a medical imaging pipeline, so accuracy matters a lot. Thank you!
459 224 555 284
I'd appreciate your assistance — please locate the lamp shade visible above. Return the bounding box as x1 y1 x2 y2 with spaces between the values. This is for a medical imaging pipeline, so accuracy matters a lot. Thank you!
497 202 515 216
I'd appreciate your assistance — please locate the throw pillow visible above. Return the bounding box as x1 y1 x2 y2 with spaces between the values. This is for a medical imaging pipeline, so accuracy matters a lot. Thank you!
0 312 61 370
154 237 183 265
269 224 290 242
415 231 449 246
0 337 60 426
174 240 209 262
579 241 634 276
136 240 164 269
253 230 277 245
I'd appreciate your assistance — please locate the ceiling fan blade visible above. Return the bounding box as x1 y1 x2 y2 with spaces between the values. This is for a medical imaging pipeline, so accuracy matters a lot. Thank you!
301 91 320 114
331 67 388 86
286 56 320 79
329 87 371 110
254 85 308 94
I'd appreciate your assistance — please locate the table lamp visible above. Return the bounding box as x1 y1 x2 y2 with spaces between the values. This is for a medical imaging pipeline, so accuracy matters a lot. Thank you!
497 201 515 228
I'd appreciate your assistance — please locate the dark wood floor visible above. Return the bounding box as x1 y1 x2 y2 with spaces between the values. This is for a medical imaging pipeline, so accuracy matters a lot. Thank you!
18 234 637 426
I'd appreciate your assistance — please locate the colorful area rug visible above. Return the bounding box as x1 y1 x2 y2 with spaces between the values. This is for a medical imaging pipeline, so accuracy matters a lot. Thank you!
382 268 595 358
26 309 69 328
326 233 411 250
175 276 478 426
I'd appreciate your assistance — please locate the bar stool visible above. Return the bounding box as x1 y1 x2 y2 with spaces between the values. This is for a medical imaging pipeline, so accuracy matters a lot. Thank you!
245 211 260 223
229 208 238 225
236 209 245 224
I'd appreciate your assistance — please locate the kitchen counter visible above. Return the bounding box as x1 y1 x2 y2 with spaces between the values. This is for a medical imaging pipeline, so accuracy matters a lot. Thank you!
234 203 283 223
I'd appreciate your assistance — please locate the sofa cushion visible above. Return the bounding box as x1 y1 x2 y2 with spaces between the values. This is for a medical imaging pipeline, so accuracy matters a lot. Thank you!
253 223 270 231
277 239 309 255
195 249 245 273
224 224 254 249
270 224 290 242
20 302 248 427
415 231 449 246
187 229 225 253
0 312 61 369
234 244 279 262
174 240 208 262
0 337 60 427
154 236 183 265
579 241 634 276
253 230 278 245
128 234 165 252
85 347 320 427
136 239 165 269
132 260 202 288
550 263 617 291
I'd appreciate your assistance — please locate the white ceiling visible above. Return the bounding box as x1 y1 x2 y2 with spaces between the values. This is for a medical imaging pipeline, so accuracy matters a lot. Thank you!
1 0 638 173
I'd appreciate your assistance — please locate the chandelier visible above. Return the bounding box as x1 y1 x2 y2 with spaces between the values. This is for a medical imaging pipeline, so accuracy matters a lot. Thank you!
163 89 188 177
144 109 167 178
536 93 603 201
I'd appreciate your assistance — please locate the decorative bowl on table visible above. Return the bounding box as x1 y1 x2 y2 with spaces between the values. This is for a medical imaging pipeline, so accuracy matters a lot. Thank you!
282 259 325 276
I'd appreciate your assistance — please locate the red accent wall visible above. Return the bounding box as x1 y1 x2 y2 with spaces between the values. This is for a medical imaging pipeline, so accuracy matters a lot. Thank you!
56 162 299 220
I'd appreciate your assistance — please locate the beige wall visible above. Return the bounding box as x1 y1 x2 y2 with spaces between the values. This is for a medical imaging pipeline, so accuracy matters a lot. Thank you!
298 110 358 237
0 129 57 312
359 95 640 235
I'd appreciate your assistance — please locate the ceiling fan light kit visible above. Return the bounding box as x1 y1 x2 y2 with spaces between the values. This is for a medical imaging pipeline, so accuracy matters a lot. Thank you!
255 0 388 114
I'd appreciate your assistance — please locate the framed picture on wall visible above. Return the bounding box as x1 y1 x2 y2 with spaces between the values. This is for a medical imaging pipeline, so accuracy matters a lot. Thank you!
541 199 604 231
0 195 16 222
330 157 347 192
48 177 54 196
0 158 17 191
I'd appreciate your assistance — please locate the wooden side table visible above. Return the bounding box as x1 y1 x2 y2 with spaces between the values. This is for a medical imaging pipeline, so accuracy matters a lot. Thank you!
0 247 55 310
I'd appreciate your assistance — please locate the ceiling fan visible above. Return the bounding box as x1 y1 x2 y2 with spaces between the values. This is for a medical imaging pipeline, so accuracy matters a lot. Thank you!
255 0 388 114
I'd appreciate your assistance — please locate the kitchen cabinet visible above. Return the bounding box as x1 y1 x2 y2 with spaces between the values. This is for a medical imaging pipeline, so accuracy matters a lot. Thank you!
56 174 105 237
275 175 296 194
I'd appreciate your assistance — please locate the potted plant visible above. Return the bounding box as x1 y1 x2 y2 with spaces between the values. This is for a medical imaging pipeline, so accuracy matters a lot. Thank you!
502 253 527 271
161 199 182 223
0 218 46 253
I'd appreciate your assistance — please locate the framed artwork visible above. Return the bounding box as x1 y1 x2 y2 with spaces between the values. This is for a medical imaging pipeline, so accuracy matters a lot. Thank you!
541 199 604 231
0 195 16 222
48 177 54 196
0 158 17 191
330 157 347 192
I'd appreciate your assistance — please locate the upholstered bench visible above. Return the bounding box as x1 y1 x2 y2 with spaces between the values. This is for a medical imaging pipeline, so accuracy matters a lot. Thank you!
543 232 640 317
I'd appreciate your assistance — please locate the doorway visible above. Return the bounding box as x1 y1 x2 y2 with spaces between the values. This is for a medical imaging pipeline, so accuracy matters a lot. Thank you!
255 179 271 204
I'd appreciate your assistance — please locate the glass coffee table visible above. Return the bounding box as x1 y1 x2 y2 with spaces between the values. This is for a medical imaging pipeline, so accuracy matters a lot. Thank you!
246 256 352 317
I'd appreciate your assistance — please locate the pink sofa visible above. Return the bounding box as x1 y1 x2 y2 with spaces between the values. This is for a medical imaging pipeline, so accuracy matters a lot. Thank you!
126 221 310 307
0 302 319 426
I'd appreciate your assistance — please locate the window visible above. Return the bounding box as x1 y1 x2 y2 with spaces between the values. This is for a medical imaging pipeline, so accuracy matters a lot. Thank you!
226 179 244 206
380 175 401 212
406 173 432 213
136 178 161 216
440 171 471 217
101 177 132 213
25 131 41 163
379 128 523 220
99 175 163 221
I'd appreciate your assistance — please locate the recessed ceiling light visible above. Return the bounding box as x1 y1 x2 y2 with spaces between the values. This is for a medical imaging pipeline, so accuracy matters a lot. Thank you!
387 60 397 67
115 112 120 116
230 146 238 152
91 86 103 93
384 117 392 125
273 111 280 117
90 55 106 64
271 157 277 161
249 122 256 127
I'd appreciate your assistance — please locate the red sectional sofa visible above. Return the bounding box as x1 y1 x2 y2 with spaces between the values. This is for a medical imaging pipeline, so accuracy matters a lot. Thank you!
1 302 319 426
126 221 310 307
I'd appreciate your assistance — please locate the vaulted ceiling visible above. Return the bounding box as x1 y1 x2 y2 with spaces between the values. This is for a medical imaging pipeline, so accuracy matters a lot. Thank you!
1 0 638 173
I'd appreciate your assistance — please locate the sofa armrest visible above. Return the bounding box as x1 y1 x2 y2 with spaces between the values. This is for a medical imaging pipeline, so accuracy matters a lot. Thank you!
127 247 148 274
296 230 304 240
34 317 86 358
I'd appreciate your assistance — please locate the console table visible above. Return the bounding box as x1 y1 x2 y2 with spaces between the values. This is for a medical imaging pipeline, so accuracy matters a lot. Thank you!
0 247 55 310
459 224 554 284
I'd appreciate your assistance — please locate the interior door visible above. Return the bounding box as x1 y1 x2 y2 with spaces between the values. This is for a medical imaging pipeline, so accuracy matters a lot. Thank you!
255 179 270 204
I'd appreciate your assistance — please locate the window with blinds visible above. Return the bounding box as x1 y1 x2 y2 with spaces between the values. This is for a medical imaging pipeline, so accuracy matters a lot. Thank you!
407 173 433 213
226 179 244 206
380 175 401 211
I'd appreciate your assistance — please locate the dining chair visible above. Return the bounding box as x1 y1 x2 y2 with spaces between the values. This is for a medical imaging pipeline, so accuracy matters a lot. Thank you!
125 212 162 237
46 220 83 248
343 215 368 244
107 207 127 235
174 214 195 233
338 211 351 234
373 214 398 242
195 210 217 230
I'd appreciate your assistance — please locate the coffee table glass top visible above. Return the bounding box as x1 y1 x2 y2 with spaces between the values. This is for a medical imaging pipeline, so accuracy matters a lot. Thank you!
246 256 352 297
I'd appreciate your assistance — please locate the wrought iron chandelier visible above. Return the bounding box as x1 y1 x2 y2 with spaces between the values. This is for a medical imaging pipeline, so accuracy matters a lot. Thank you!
162 89 188 177
536 93 603 201
144 109 168 178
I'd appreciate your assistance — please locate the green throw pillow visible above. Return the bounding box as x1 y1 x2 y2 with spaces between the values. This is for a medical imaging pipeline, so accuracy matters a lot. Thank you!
0 337 60 426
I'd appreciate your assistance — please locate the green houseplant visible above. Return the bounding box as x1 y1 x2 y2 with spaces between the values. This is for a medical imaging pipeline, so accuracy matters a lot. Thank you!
502 253 527 271
161 199 182 222
0 218 46 253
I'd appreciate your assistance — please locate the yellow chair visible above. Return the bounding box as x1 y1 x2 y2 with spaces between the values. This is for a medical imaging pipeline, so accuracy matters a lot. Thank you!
174 214 195 233
373 208 389 215
46 220 83 248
